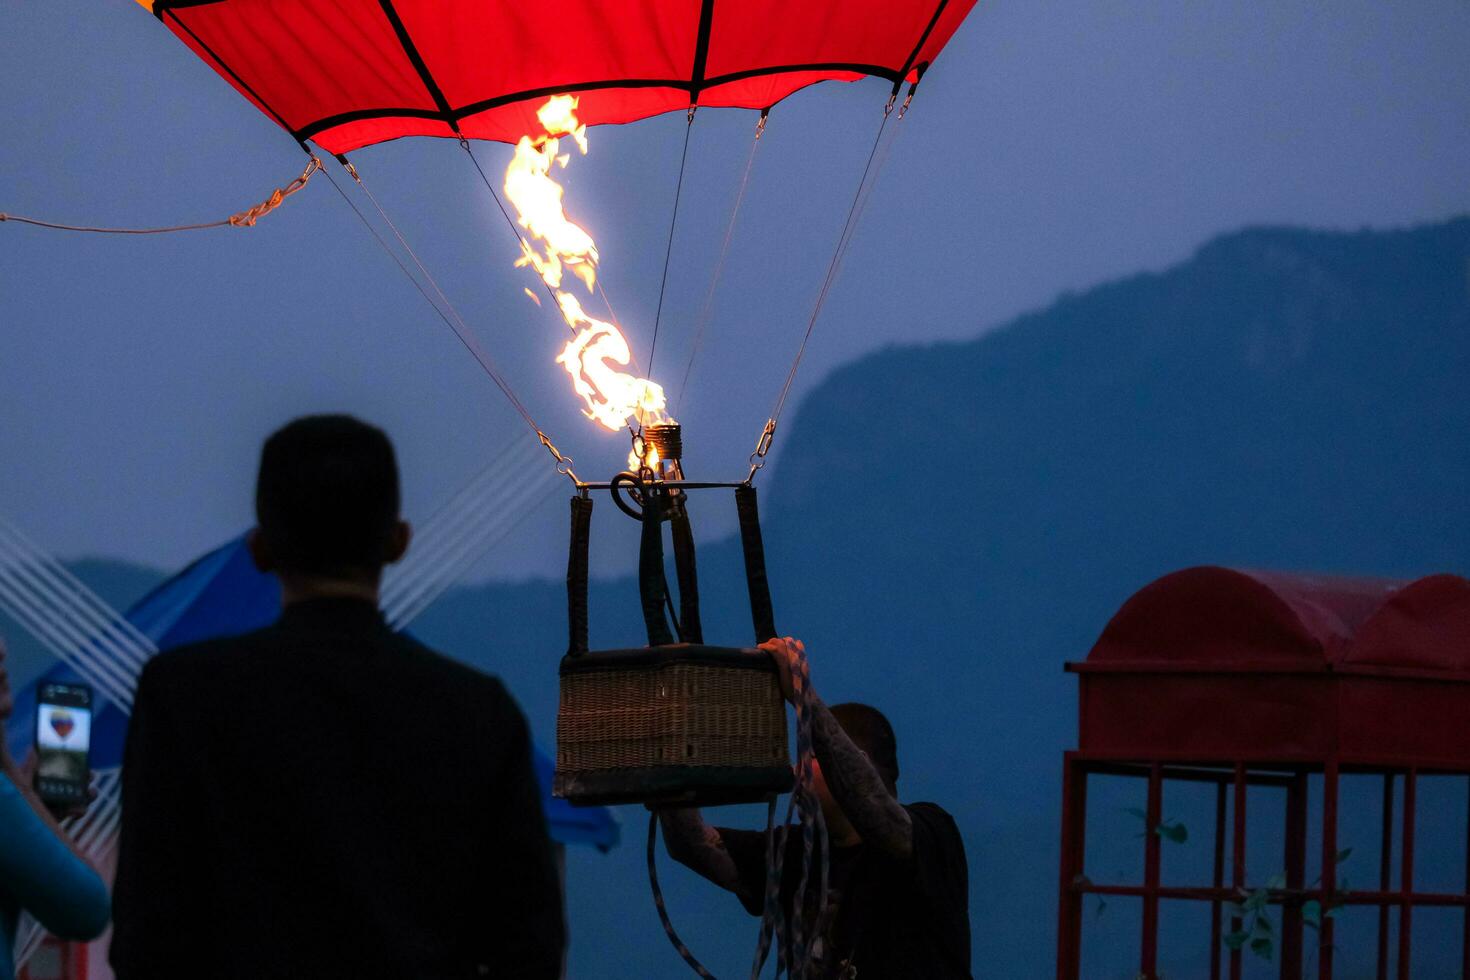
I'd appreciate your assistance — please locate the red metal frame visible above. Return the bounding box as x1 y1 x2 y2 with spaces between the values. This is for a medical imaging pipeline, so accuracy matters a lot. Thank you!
1057 758 1470 978
1056 567 1470 978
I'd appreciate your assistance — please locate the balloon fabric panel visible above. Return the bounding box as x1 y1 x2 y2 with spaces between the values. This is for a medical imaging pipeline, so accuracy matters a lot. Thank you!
147 0 979 154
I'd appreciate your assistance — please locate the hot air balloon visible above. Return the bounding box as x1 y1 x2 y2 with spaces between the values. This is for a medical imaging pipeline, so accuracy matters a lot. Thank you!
135 4 981 970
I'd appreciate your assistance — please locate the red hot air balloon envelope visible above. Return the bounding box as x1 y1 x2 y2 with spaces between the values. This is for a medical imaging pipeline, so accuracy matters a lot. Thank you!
137 0 979 154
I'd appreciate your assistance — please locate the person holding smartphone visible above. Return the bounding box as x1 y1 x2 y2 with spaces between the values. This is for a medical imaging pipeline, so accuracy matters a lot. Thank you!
0 636 112 980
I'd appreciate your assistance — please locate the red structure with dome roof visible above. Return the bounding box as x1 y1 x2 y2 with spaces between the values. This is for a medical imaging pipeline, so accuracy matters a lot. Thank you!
1057 566 1470 979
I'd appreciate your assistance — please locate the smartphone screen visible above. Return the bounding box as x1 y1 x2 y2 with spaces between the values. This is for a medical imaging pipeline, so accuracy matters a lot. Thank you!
34 682 92 806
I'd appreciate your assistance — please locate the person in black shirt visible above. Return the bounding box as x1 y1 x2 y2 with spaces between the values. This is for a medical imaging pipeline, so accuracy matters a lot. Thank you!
111 415 564 979
658 637 971 979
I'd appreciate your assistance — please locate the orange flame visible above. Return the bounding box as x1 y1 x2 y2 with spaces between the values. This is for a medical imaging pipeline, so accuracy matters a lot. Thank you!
555 293 667 431
505 96 670 434
504 96 597 292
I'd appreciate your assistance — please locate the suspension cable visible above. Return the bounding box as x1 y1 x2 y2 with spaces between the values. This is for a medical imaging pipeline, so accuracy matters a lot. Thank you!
0 157 321 234
675 108 768 415
646 107 697 380
456 133 644 433
320 161 577 482
746 95 908 483
457 137 572 333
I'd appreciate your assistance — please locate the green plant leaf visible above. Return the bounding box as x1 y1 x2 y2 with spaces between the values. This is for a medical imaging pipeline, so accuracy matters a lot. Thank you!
1253 914 1274 936
1224 930 1249 951
1266 873 1287 890
1156 821 1189 844
1336 847 1353 865
1250 935 1275 961
1125 807 1147 820
1244 889 1268 913
1302 899 1322 927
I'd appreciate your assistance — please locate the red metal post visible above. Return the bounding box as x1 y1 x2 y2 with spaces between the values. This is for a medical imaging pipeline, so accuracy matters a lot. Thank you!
1463 777 1470 980
1377 773 1394 980
1211 781 1226 980
1231 764 1247 980
1282 772 1308 979
1398 769 1416 978
1320 760 1339 980
1141 762 1163 979
1056 754 1087 980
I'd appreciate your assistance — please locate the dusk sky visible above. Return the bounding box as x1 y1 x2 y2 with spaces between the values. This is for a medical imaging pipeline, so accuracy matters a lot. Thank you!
4 1 1469 582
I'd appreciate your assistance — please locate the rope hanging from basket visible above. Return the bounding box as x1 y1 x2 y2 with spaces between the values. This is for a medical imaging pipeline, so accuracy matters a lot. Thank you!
645 639 830 980
0 157 322 234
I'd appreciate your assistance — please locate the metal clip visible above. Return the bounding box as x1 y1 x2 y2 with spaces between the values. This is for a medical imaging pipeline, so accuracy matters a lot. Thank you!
538 431 579 484
755 108 770 139
687 105 697 124
898 86 916 119
335 154 361 184
745 418 777 482
884 92 898 117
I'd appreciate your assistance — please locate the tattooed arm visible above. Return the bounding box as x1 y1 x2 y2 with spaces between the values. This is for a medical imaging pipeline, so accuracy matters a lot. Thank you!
761 636 914 859
808 698 913 857
657 807 743 893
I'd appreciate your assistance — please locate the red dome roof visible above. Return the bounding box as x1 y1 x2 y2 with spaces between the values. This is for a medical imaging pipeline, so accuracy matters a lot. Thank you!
1071 567 1470 766
1348 573 1470 673
1087 566 1403 668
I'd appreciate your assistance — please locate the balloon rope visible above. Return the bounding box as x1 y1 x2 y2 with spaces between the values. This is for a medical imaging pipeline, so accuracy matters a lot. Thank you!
457 139 571 334
0 559 146 699
647 814 720 980
384 461 556 628
767 104 901 431
0 516 157 665
675 110 767 416
646 109 697 381
320 163 576 480
0 158 321 234
379 437 539 625
0 558 136 708
457 139 645 437
0 540 143 695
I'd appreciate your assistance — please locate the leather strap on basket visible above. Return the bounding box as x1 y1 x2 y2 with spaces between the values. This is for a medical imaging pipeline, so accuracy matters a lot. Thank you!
566 495 593 656
735 484 778 643
669 500 704 644
639 486 676 647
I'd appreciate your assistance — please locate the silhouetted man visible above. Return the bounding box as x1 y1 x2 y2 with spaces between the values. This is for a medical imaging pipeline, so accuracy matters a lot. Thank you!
112 415 564 979
659 637 971 979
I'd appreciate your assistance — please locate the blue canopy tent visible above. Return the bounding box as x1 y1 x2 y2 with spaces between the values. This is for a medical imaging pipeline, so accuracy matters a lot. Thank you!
4 535 617 851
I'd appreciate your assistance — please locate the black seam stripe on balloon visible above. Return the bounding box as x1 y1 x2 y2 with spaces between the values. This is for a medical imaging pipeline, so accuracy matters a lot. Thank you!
895 0 949 93
377 0 457 123
281 63 901 144
689 0 716 100
165 9 296 136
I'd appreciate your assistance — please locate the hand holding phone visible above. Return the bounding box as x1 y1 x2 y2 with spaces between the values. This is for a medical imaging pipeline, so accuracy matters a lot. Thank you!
34 682 92 809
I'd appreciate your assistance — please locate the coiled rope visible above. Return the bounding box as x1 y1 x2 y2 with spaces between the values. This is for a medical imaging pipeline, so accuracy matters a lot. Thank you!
0 157 321 234
648 642 829 979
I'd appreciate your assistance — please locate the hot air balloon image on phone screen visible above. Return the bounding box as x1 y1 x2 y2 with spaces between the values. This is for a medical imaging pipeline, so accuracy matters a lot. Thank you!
35 683 92 805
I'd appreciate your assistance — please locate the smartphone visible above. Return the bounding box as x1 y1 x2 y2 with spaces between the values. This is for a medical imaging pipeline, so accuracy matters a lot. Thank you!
34 682 92 807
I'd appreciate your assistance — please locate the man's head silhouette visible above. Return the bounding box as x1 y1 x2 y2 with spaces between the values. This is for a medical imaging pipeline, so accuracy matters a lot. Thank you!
248 415 410 599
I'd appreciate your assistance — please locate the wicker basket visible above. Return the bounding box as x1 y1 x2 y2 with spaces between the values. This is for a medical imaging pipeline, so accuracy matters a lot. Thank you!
554 485 792 806
555 645 793 806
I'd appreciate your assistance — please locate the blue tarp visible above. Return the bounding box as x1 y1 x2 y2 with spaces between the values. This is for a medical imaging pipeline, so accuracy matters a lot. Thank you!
4 535 618 851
